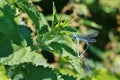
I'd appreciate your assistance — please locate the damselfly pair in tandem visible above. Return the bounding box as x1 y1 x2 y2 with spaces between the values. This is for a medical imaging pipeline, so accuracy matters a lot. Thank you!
71 33 98 58
71 33 98 73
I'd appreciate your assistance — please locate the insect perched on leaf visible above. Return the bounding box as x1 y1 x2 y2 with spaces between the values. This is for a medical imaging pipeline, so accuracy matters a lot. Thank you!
71 33 98 73
71 33 98 58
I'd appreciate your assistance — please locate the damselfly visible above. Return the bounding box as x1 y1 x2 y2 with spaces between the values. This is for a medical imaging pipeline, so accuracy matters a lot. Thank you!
71 33 98 58
71 33 98 75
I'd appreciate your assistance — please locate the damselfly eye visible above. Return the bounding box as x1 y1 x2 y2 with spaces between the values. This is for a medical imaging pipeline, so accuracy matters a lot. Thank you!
71 34 76 38
71 34 79 40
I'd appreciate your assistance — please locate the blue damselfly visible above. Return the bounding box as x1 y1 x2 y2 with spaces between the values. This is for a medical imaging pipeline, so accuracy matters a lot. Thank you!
71 33 98 74
71 33 98 58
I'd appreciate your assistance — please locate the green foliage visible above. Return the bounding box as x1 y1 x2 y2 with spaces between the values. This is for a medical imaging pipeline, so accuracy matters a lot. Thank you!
0 0 120 80
23 65 58 80
59 74 77 80
0 0 83 79
0 46 33 66
0 64 11 80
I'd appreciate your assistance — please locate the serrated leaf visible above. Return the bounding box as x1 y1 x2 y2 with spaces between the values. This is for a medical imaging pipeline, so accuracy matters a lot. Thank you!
0 5 16 36
49 42 77 56
32 52 49 67
52 2 58 27
0 46 33 66
0 4 27 56
61 26 77 34
61 74 77 80
15 0 50 34
37 32 77 50
36 33 73 51
6 0 15 5
23 65 57 80
66 56 84 74
0 64 11 80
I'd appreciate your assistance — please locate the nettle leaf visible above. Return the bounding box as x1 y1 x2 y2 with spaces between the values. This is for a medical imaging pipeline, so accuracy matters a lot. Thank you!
66 56 84 74
52 2 58 27
60 26 77 34
0 33 13 57
60 74 77 80
49 42 77 56
32 52 49 67
37 25 78 47
38 34 71 45
0 3 26 56
0 5 16 36
0 46 33 66
49 42 83 73
36 26 79 60
0 64 11 80
46 14 70 21
18 25 32 46
37 33 72 50
23 65 57 80
15 0 50 34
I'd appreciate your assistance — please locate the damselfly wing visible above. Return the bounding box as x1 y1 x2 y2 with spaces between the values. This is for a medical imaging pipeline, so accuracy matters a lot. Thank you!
71 33 98 43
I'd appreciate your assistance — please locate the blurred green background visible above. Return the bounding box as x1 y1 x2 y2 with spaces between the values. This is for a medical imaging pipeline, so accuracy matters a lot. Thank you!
31 0 120 79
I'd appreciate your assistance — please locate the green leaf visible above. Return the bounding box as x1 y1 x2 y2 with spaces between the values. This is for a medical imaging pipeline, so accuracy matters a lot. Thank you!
49 42 77 56
60 26 77 34
49 42 83 73
46 14 70 21
60 74 77 80
0 64 11 80
0 5 16 37
89 45 103 59
0 4 26 56
0 33 13 57
23 65 57 80
12 73 24 80
52 2 58 27
0 46 33 66
91 69 119 80
79 19 102 29
32 52 49 67
0 0 7 7
15 0 50 34
66 56 84 74
18 25 32 46
31 0 42 2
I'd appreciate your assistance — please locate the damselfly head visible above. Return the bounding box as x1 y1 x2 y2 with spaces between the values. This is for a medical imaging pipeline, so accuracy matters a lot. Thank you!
71 34 77 38
70 34 80 40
